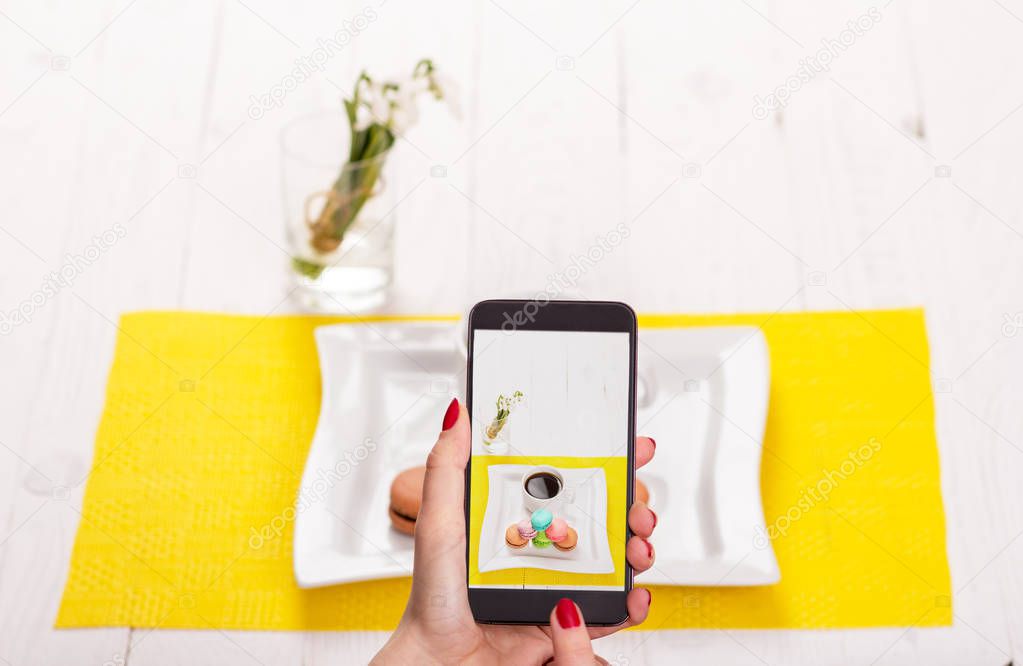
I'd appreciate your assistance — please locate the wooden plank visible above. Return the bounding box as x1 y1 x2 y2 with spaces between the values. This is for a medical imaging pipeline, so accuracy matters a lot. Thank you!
0 0 203 661
0 0 224 663
774 0 1020 663
463 0 629 302
610 0 803 314
900 0 1023 662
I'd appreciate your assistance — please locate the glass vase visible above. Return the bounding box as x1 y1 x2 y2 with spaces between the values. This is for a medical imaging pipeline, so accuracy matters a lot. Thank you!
482 416 510 455
282 111 396 313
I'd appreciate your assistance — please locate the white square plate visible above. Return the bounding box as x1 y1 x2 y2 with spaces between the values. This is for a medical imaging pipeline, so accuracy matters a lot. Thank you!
477 465 613 575
293 322 455 587
634 327 778 585
293 322 778 588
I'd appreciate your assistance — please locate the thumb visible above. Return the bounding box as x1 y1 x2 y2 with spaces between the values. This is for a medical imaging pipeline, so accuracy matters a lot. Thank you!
550 598 598 665
410 398 470 606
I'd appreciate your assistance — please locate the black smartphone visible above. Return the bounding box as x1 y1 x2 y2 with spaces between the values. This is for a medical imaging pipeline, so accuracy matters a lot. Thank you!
465 299 637 626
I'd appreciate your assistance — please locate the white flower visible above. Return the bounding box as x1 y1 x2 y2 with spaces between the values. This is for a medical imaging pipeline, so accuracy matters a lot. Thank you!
355 75 373 99
353 104 374 131
432 72 461 120
389 106 412 134
346 61 457 135
390 84 422 133
367 84 391 126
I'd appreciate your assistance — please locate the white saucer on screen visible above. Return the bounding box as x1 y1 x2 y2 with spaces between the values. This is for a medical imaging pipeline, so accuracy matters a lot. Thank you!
477 465 613 575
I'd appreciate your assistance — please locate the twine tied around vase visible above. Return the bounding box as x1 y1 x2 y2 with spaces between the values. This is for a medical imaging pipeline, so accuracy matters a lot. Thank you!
303 176 385 254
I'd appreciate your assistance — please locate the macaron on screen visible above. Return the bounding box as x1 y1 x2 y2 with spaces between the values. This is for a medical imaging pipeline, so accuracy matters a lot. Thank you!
469 328 630 590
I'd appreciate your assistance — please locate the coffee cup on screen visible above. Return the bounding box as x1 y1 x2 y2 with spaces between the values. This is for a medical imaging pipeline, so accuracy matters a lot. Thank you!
521 466 566 512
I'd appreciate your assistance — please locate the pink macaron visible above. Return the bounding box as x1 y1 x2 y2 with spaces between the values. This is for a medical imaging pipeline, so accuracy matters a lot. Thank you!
546 518 568 543
517 518 537 540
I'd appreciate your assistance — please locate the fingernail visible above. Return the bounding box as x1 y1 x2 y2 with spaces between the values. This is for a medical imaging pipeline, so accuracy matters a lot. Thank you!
555 598 581 628
649 437 656 449
441 398 459 431
643 538 653 559
646 589 653 607
651 510 658 529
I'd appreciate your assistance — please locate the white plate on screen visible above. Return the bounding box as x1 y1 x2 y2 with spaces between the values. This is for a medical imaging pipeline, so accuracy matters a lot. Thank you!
293 321 778 588
477 465 613 575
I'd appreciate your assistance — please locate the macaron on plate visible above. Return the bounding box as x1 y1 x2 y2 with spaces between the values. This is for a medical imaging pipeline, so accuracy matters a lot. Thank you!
477 465 613 575
504 514 579 552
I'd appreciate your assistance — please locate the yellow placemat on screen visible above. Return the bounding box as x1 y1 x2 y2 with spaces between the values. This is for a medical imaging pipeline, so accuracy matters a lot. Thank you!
468 456 627 588
56 309 951 630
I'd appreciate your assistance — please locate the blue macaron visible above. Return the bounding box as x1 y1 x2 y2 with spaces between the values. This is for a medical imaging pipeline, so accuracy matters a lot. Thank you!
530 508 553 531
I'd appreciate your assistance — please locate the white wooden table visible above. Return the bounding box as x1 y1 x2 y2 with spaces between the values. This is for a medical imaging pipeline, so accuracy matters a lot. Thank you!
2 0 1022 663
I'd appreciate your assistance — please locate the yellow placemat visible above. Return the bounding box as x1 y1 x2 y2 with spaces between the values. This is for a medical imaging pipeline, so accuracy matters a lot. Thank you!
56 309 951 631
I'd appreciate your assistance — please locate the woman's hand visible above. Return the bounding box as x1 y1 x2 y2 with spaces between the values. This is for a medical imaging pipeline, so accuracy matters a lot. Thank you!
372 399 658 665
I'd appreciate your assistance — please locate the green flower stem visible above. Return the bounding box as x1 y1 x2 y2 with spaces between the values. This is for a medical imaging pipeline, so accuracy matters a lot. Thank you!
292 257 324 280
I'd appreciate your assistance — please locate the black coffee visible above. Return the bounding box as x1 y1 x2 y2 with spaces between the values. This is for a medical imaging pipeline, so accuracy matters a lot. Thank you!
525 472 562 499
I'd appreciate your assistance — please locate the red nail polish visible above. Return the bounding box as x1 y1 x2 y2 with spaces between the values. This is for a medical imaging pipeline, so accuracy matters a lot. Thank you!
644 539 653 559
441 398 459 431
651 510 658 529
555 598 581 628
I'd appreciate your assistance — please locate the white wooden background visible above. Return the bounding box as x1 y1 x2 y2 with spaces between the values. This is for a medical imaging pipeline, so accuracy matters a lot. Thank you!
2 0 1022 663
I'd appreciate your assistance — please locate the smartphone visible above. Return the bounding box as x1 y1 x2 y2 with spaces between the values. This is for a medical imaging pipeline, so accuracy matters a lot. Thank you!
465 299 637 626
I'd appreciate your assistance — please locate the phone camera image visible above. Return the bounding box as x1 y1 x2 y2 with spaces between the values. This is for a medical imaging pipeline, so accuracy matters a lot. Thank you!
466 301 635 608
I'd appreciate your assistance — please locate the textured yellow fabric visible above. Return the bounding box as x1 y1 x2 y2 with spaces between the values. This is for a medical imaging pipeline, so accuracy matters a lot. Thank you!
56 309 951 630
468 455 627 588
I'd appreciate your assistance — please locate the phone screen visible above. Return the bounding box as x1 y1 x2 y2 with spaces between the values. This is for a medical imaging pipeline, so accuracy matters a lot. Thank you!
467 326 631 593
